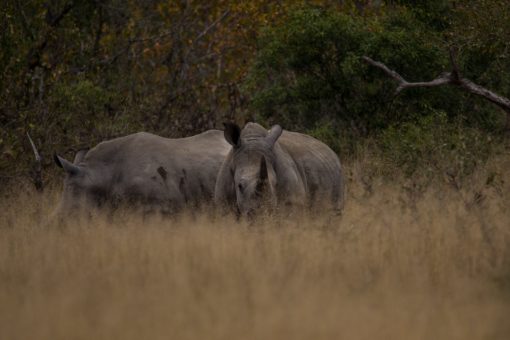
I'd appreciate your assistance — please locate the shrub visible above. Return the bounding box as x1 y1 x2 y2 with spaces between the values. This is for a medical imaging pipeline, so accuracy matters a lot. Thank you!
246 6 454 147
246 4 508 160
378 111 498 184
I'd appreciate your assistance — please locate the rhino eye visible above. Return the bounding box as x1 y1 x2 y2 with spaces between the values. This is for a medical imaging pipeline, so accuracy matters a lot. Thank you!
255 179 265 195
238 183 244 193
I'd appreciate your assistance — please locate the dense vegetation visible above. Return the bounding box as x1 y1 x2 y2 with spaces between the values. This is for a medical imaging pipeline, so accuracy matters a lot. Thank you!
1 0 509 189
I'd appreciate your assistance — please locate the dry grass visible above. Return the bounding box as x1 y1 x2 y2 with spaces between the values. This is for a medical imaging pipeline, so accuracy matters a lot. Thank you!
1 158 510 340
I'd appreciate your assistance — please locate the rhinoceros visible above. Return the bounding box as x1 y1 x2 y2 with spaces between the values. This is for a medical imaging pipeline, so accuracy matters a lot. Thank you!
214 122 344 217
53 130 230 218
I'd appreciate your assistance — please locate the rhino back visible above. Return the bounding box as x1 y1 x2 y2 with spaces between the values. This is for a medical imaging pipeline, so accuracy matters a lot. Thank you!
83 130 229 207
277 131 344 210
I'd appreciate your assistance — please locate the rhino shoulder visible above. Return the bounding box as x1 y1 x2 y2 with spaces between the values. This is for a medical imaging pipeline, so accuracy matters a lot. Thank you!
214 151 235 203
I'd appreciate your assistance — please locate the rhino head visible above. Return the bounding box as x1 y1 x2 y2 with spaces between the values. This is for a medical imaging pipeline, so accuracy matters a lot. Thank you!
223 122 282 217
53 150 109 219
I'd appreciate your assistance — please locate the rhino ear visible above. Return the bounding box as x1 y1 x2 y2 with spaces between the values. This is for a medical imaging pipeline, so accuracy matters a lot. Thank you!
73 149 88 164
266 125 282 146
54 153 82 176
223 122 241 147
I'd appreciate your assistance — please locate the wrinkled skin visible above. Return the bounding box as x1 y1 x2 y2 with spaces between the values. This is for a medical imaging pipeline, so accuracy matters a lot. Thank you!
53 130 230 221
215 122 344 217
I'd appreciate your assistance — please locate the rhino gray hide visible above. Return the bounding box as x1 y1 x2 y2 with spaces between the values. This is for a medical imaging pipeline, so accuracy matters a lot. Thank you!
54 131 230 219
214 122 344 217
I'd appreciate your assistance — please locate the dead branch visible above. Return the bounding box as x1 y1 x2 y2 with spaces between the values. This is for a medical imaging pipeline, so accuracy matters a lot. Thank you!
362 55 510 131
194 10 230 44
27 133 43 192
362 56 453 95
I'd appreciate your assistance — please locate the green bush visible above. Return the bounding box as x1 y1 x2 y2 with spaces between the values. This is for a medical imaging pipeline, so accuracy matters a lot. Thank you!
244 0 504 185
379 111 497 183
246 6 460 150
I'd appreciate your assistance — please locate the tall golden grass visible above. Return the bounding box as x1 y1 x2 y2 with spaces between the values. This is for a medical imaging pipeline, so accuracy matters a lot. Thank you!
1 156 510 340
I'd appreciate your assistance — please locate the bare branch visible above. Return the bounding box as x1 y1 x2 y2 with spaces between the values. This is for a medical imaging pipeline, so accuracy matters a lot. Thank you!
459 79 510 115
194 10 230 44
362 56 451 95
362 57 407 87
363 55 510 131
393 73 452 94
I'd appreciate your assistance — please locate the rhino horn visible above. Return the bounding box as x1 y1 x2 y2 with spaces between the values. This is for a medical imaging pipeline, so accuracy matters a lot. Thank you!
266 125 282 146
257 156 277 201
223 122 241 147
54 153 82 175
259 156 268 181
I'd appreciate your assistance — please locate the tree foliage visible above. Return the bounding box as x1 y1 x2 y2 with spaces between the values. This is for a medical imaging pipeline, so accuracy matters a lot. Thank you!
0 0 508 185
247 2 509 154
1 0 291 180
247 6 449 149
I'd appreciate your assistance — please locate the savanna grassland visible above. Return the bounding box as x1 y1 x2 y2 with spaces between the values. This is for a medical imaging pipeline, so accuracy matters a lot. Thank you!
2 1 510 339
1 154 510 340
